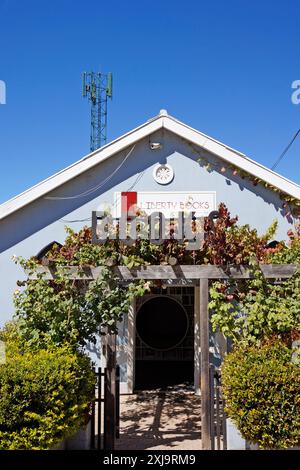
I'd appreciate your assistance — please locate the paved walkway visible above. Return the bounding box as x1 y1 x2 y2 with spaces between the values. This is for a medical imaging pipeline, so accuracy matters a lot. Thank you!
115 386 202 450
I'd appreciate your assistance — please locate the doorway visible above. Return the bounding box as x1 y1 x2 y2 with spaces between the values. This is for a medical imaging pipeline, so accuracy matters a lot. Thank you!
135 288 194 390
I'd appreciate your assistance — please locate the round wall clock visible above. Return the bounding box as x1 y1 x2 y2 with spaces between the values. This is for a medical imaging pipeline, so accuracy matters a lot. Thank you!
153 163 174 185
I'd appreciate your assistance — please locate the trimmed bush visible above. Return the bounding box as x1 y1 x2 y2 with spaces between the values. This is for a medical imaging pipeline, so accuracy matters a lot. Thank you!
0 343 95 450
221 340 300 449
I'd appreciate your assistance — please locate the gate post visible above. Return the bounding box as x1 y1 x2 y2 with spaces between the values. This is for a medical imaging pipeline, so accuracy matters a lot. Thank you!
194 286 201 395
104 331 117 450
200 278 212 449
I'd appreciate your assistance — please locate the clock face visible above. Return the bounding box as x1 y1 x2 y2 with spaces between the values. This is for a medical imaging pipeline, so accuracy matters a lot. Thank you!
153 163 174 185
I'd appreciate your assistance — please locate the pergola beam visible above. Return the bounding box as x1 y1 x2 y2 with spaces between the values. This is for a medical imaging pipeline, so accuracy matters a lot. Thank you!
26 264 297 280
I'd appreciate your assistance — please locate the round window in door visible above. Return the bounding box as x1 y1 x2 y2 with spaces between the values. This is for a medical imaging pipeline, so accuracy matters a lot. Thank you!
136 295 189 351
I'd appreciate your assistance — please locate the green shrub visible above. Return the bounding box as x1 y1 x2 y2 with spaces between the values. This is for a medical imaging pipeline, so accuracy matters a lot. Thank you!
0 343 95 450
221 340 300 449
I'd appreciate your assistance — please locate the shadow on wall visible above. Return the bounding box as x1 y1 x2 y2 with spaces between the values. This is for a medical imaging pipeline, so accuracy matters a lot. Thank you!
195 147 290 224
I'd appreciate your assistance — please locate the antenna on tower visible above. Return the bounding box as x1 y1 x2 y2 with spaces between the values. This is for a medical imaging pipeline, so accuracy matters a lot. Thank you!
82 71 113 152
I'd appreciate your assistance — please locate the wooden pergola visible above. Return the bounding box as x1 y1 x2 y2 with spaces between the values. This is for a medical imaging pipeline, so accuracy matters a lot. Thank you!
27 263 297 450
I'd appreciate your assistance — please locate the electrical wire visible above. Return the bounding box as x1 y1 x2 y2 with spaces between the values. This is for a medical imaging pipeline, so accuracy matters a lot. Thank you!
57 147 146 224
271 128 300 170
59 217 92 223
45 145 136 200
108 169 146 219
60 170 146 223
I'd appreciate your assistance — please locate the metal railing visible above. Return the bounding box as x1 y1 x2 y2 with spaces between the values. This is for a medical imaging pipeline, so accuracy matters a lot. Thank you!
90 365 120 450
209 364 227 450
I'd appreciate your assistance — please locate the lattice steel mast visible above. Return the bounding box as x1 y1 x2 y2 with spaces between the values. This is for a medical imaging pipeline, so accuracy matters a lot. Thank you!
82 71 113 152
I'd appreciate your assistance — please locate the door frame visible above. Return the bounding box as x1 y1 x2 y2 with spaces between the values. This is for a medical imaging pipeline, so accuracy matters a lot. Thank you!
125 287 201 394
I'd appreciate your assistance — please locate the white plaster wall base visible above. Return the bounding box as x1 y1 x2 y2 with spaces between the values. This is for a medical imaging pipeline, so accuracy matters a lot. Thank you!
64 421 91 450
227 421 300 450
226 419 246 450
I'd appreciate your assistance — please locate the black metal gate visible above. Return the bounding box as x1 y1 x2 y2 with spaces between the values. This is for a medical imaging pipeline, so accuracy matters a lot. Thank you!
90 365 120 450
209 364 227 450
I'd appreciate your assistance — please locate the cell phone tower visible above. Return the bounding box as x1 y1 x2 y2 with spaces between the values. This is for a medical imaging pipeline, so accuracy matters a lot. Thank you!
82 71 113 152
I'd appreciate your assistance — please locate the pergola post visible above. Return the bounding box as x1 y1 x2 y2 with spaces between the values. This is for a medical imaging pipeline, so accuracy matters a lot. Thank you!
200 278 211 450
104 331 117 450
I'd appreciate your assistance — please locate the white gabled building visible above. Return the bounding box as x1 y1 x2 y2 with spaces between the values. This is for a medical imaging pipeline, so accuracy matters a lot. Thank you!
0 110 299 395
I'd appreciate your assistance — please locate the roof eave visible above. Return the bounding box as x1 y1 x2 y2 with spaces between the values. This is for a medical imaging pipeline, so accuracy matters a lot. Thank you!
1 112 300 221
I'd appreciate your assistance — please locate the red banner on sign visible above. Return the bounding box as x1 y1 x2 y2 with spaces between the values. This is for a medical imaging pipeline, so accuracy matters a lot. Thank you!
121 192 137 218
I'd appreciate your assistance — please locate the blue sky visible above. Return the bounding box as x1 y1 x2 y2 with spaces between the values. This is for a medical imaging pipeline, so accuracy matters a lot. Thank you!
0 0 299 203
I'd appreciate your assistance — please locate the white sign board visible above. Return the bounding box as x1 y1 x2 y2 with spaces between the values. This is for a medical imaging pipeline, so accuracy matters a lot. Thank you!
114 191 216 218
